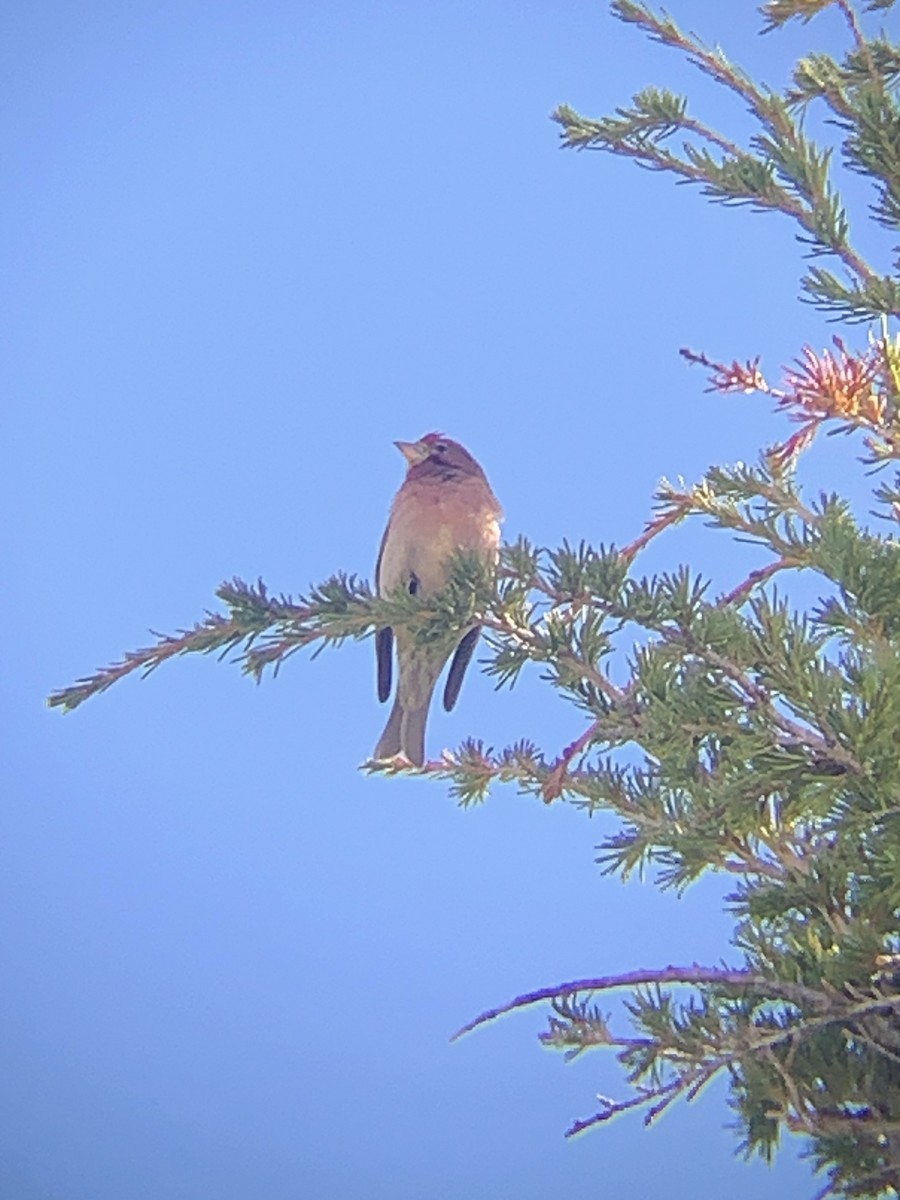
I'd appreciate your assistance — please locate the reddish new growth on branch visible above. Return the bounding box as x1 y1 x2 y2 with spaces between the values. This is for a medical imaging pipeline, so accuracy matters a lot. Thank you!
683 337 894 467
680 348 769 396
781 338 882 425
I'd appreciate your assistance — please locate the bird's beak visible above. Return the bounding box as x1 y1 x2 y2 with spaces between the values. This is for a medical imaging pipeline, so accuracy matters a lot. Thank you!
394 439 430 466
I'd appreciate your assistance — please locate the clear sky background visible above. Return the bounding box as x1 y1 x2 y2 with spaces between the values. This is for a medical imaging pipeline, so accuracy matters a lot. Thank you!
4 2 894 1198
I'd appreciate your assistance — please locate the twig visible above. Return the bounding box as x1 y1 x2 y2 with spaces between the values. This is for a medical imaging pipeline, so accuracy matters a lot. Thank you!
542 719 603 803
451 964 831 1041
836 0 878 82
48 613 252 712
620 504 688 563
565 1080 682 1137
717 557 796 607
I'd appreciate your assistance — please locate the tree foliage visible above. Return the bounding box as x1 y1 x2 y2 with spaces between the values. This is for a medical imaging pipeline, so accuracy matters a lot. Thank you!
49 2 900 1196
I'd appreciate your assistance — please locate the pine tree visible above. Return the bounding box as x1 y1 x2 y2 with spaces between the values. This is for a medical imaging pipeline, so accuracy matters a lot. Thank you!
49 3 900 1195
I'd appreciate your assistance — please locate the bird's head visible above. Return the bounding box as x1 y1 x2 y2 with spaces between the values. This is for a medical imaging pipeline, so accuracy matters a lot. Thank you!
394 433 483 478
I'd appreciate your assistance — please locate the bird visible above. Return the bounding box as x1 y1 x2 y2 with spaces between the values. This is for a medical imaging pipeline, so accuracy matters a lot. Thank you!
373 433 503 766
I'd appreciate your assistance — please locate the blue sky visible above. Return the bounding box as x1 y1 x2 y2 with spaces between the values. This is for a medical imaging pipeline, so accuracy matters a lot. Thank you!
3 2 891 1197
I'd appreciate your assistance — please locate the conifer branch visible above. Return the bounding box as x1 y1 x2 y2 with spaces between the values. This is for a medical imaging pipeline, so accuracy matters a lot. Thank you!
451 964 834 1040
554 0 900 319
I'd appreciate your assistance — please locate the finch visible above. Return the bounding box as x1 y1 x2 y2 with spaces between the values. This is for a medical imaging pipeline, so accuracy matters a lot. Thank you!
373 433 503 766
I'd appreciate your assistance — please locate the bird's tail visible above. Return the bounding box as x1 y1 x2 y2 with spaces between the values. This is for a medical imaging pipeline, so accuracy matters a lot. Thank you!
373 694 434 767
373 696 404 761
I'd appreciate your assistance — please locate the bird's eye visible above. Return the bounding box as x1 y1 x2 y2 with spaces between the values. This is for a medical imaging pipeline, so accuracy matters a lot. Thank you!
433 441 448 454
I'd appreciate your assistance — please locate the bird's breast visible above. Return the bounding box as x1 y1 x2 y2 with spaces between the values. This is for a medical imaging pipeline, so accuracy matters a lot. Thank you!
378 479 501 597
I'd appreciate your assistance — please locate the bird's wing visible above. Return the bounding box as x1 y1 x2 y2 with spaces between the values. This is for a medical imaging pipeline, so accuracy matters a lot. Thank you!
376 516 398 700
375 522 393 702
376 627 393 703
375 521 389 593
443 625 481 712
